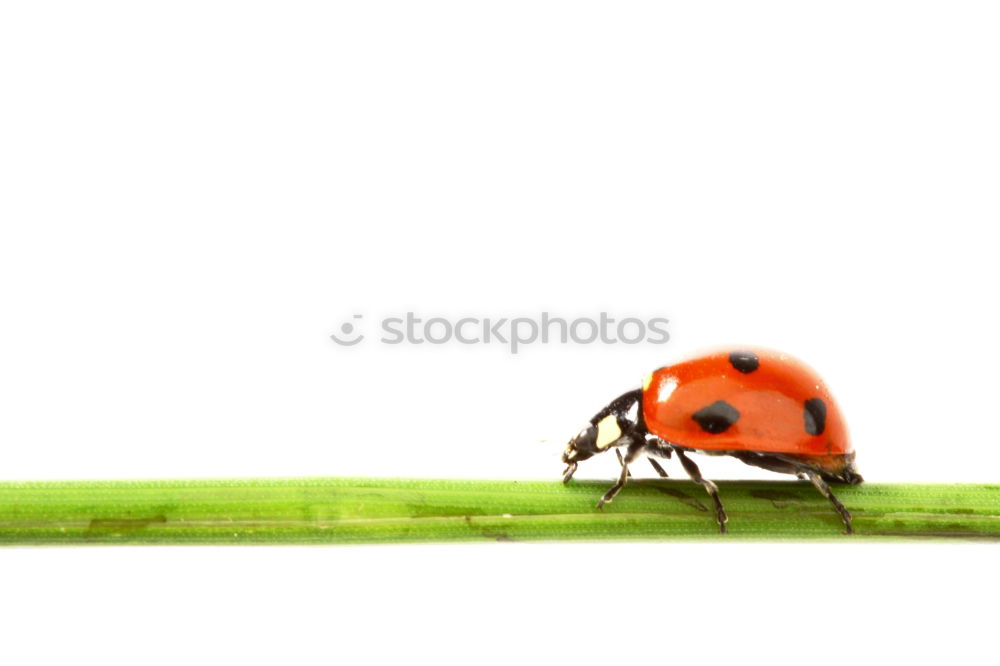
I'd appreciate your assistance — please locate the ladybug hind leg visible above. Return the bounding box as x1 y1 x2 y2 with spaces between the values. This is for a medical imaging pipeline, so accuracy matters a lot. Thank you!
675 449 728 534
804 471 854 535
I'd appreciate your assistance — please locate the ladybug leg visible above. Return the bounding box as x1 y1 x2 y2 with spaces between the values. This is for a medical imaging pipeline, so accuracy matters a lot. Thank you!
597 440 642 509
675 449 728 534
616 444 670 478
614 449 632 478
615 449 665 478
647 457 669 478
805 471 854 535
617 449 668 478
630 436 671 477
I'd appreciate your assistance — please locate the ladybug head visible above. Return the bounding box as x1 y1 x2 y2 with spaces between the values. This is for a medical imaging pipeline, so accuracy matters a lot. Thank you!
561 422 602 471
562 389 643 482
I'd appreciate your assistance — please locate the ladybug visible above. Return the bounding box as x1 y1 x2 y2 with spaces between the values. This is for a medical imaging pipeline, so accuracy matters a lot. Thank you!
561 347 862 534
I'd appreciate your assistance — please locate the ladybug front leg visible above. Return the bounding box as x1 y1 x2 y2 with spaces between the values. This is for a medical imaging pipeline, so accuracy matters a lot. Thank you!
804 471 854 535
614 449 632 478
596 440 643 509
674 449 728 534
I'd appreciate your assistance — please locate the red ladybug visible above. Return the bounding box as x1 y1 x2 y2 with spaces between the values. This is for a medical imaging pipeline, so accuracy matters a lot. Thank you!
561 347 862 533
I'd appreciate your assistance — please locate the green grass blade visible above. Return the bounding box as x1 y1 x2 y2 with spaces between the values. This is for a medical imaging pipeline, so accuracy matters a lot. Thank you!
1 478 998 544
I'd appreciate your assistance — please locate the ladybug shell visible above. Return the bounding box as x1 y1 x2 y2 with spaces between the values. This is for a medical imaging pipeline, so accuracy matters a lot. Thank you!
642 348 850 458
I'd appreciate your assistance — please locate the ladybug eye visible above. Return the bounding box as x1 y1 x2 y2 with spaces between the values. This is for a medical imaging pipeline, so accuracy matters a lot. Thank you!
691 400 740 434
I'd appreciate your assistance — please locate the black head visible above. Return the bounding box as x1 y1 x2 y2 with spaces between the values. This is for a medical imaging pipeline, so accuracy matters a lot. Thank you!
562 389 643 482
562 423 601 465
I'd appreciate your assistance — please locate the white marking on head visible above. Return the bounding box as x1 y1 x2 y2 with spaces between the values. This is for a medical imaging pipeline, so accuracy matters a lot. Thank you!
625 400 639 424
595 414 622 450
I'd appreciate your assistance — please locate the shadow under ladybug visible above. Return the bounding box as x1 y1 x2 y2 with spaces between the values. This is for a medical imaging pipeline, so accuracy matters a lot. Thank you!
561 348 863 534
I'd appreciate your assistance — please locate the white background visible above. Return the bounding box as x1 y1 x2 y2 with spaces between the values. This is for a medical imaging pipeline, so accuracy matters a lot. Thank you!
1 1 998 664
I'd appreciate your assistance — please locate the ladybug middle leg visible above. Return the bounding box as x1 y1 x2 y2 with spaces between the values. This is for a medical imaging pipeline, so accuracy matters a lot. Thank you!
616 449 669 478
646 457 669 478
674 449 728 534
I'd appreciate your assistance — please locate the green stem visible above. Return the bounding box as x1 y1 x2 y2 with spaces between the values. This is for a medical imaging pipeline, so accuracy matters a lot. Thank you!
1 478 997 544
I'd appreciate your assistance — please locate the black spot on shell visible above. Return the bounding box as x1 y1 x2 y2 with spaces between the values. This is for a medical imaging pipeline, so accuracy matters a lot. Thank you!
804 398 827 436
728 350 759 374
691 400 740 434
